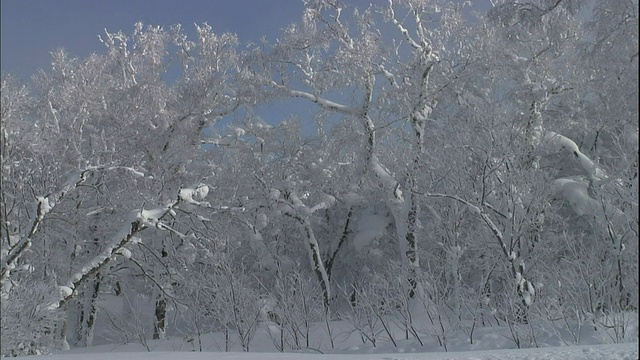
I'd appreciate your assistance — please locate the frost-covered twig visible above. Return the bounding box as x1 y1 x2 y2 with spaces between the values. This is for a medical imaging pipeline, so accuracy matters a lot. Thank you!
421 192 508 257
419 191 537 307
544 131 607 185
1 165 149 289
1 168 91 288
127 255 185 305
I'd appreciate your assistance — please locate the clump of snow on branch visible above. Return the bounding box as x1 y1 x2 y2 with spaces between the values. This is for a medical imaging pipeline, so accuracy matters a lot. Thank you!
115 247 132 259
138 207 169 228
543 131 613 216
255 213 268 231
308 193 336 213
516 271 537 307
544 131 607 184
249 230 275 270
58 286 73 298
36 196 54 216
107 166 146 178
268 188 281 201
370 155 403 201
179 184 210 206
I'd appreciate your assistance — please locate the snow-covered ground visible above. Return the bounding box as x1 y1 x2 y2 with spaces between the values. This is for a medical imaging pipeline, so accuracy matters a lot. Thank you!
34 342 640 360
20 294 638 359
41 312 638 360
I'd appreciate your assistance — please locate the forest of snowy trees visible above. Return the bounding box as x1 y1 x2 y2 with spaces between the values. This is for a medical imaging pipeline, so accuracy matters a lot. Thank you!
1 0 637 356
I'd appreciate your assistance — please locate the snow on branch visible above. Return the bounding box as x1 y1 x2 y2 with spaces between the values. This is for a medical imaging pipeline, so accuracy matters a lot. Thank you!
388 0 423 51
271 187 333 306
419 191 537 307
544 131 607 184
273 186 336 217
1 168 90 288
278 84 358 115
50 184 214 310
239 215 276 270
308 194 336 213
1 165 150 290
377 64 399 89
551 178 599 216
179 183 210 206
51 214 145 310
107 166 147 178
542 132 619 216
371 155 403 202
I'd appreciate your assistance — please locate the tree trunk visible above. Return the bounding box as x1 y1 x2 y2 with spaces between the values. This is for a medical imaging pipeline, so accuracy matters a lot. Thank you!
56 302 70 351
84 272 102 346
153 295 167 340
405 190 420 298
284 210 331 310
73 294 86 347
153 246 169 340
302 218 331 309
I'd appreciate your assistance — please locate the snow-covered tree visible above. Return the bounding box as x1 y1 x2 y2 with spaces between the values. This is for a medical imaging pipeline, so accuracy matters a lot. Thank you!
1 0 637 353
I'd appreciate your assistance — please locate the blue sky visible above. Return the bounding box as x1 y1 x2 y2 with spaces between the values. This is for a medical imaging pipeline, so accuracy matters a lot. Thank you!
1 0 308 78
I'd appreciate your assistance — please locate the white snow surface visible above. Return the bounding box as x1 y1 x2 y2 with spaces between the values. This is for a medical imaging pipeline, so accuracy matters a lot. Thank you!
32 293 638 360
255 213 268 231
353 207 392 253
37 342 639 360
115 247 132 259
36 196 54 216
342 192 366 206
58 285 73 298
179 184 210 206
552 178 599 215
544 132 607 183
